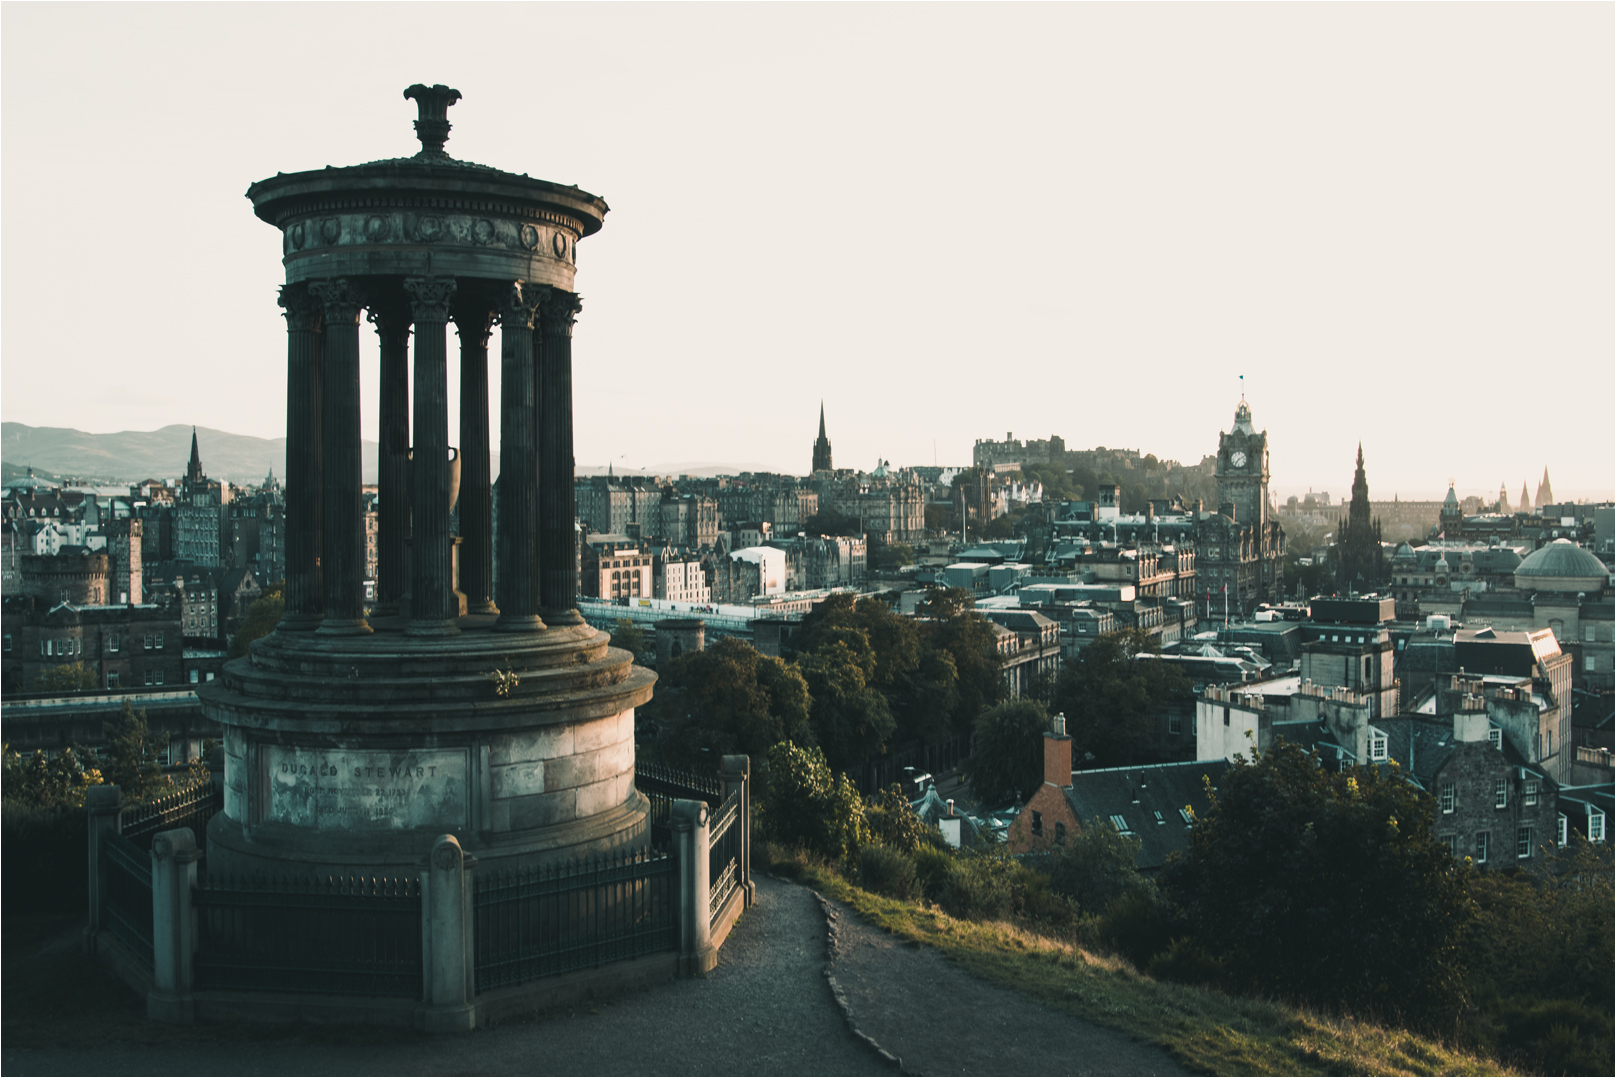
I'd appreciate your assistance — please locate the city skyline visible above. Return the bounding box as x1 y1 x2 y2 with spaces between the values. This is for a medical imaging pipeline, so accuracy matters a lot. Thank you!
2 4 1610 500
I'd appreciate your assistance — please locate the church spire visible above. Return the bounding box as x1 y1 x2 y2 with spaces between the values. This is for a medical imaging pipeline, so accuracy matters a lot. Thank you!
812 402 833 473
186 426 204 486
1535 467 1554 508
1519 480 1532 514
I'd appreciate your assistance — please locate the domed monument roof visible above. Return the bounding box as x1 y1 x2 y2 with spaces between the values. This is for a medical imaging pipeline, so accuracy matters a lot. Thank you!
1515 538 1608 592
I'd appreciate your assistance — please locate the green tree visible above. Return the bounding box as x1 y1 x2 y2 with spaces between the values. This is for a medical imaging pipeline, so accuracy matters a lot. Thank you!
870 541 914 572
32 662 98 693
795 638 896 774
802 507 861 537
99 701 171 803
228 584 285 659
648 638 811 768
864 783 932 854
1161 739 1474 1030
915 588 1004 737
1 743 102 809
760 740 870 865
961 698 1050 803
610 619 649 658
1051 629 1189 767
1037 815 1153 915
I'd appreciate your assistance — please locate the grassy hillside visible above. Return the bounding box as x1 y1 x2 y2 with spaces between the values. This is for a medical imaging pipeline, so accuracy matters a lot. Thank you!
771 847 1514 1078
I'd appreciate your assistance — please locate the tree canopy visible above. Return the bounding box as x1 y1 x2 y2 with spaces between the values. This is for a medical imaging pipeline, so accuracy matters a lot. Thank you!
960 698 1050 804
1051 629 1188 768
801 507 862 537
647 637 811 768
32 662 98 693
1161 738 1473 1029
228 584 285 659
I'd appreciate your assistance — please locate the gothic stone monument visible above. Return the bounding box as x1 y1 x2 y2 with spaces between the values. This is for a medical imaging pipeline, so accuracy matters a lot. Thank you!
199 85 654 878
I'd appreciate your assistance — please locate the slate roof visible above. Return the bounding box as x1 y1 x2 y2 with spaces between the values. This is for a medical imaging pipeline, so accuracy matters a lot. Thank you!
1516 539 1607 582
1063 760 1230 871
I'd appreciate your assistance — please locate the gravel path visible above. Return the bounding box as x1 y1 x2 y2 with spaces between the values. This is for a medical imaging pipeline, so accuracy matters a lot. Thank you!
3 875 1188 1077
819 892 1190 1076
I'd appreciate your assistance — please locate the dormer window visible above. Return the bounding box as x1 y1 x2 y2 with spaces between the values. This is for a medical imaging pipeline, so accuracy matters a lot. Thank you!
1488 728 1502 751
1369 731 1388 762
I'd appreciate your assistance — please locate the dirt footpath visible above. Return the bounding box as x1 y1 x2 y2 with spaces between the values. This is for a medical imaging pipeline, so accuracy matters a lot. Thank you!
820 892 1190 1077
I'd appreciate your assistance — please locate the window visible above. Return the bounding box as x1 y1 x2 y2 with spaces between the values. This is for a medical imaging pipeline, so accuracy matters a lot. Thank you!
1109 814 1131 834
1223 706 1230 727
1558 814 1568 848
2 633 9 653
1369 731 1388 762
1523 780 1539 807
1591 810 1607 844
1494 778 1508 809
1169 715 1182 735
143 670 154 686
1516 827 1532 859
1475 831 1489 863
189 669 199 684
1030 810 1043 837
154 669 164 686
1547 729 1555 755
1440 784 1455 813
108 634 119 653
1191 714 1198 736
1443 834 1456 855
154 632 164 650
1488 728 1502 751
1154 811 1165 826
1054 822 1066 845
106 671 119 689
45 639 54 657
1179 808 1194 826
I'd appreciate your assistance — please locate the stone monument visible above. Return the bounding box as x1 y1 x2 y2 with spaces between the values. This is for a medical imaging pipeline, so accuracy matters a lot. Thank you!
200 85 654 878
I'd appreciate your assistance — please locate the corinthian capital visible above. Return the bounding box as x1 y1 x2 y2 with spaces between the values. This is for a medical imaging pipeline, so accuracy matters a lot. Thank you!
404 276 457 323
539 291 583 338
278 284 323 332
498 281 546 331
308 278 366 325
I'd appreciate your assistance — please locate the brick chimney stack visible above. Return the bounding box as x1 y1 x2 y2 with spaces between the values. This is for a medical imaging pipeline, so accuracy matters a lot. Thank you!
1044 712 1072 787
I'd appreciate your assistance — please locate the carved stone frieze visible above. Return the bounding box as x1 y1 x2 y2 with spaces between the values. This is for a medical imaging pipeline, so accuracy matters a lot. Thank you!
282 210 578 260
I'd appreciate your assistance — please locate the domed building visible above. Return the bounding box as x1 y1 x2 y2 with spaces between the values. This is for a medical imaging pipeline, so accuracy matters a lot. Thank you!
1514 538 1610 594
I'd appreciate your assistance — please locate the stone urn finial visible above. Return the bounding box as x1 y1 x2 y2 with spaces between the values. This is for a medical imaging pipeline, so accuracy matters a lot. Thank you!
403 84 462 157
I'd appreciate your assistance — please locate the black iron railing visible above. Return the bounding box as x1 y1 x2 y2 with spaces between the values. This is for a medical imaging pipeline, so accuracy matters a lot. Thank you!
635 761 723 844
121 783 222 851
708 788 741 923
101 830 154 969
193 874 423 998
473 847 677 993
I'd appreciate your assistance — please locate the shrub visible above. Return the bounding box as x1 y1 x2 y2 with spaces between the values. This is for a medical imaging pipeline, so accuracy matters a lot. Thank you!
1039 816 1150 915
864 783 931 854
858 845 920 900
760 740 870 866
937 847 1017 921
912 843 956 900
1097 888 1178 970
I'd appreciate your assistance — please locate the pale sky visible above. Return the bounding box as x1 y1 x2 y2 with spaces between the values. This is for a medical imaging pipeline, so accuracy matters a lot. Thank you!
3 3 1611 502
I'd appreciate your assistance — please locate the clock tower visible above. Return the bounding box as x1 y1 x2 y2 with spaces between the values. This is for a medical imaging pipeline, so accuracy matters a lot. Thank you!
1216 396 1269 528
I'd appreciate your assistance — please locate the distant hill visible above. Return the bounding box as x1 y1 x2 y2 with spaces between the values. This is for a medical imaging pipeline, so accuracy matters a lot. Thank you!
1 423 379 485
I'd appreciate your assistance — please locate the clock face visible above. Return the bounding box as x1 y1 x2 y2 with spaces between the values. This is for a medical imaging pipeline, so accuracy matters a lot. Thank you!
1231 451 1247 468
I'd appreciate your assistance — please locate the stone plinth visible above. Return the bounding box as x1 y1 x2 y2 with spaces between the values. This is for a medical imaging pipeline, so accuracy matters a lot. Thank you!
199 618 653 879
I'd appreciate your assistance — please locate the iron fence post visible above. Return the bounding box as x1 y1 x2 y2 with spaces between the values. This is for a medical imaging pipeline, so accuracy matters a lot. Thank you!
721 755 753 907
148 827 201 1022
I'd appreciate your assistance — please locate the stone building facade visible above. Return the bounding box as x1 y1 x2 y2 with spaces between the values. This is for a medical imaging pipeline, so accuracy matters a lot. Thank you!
2 599 185 693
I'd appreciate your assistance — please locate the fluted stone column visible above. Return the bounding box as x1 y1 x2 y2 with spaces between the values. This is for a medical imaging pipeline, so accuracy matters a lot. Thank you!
538 291 583 625
369 293 412 618
309 278 369 635
278 285 323 630
405 276 458 635
454 298 497 616
494 282 544 632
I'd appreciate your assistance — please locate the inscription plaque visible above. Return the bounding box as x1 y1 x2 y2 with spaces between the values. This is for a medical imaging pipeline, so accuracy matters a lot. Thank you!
262 746 470 830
